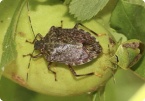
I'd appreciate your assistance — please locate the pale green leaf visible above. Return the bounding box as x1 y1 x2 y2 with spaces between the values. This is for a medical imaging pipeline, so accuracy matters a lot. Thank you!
0 0 27 78
110 0 145 79
69 0 109 21
63 0 72 5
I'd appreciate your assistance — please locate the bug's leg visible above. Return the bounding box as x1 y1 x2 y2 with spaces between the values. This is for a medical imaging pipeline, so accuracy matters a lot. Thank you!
32 33 44 43
47 62 57 81
68 65 94 77
23 52 43 66
23 51 43 81
74 23 98 36
26 33 43 44
23 52 43 58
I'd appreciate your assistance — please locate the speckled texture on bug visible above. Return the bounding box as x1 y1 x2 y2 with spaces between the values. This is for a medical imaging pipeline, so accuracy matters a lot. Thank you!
34 25 102 66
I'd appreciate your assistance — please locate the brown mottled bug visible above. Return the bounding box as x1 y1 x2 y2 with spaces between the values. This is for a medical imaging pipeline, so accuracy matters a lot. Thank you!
23 2 102 81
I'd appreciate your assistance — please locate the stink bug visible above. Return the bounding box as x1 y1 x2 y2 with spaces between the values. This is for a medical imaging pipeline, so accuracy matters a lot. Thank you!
23 2 102 81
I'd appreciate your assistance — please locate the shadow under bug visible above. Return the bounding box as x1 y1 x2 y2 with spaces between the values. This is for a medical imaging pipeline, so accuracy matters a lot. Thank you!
23 22 102 81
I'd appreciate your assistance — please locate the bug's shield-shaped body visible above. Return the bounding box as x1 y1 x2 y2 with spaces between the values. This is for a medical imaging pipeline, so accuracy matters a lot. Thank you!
35 26 102 66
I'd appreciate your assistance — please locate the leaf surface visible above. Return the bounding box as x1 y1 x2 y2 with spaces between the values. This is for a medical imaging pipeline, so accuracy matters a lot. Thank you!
0 0 27 78
69 0 109 21
110 0 145 79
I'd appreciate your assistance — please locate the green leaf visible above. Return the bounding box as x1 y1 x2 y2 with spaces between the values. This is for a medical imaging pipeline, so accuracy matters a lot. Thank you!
0 0 27 77
125 0 145 6
69 0 109 21
63 0 72 5
110 0 145 79
110 39 144 70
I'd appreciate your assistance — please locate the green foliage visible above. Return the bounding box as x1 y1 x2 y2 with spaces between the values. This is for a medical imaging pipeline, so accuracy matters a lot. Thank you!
0 0 27 78
110 39 144 70
69 0 109 21
110 0 145 78
110 0 145 42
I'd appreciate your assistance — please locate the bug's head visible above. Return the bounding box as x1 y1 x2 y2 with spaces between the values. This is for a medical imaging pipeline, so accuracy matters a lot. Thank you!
34 40 44 51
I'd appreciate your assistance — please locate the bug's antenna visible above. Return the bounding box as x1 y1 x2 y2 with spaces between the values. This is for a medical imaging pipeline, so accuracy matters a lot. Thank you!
25 0 36 81
27 0 35 37
24 50 35 81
